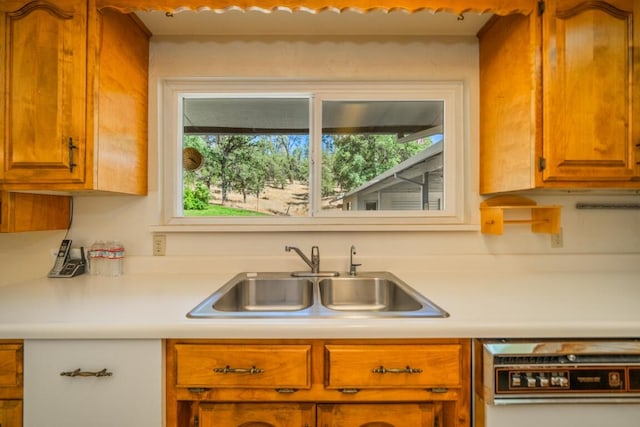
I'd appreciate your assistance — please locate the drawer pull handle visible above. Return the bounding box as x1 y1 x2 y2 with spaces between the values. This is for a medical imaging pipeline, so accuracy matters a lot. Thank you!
60 368 112 378
275 388 298 393
214 365 264 374
372 365 423 374
188 387 211 393
340 388 360 394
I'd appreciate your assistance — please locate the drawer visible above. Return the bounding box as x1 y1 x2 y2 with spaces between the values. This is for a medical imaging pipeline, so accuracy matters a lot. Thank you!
325 344 461 389
0 345 21 387
0 343 22 398
175 344 311 389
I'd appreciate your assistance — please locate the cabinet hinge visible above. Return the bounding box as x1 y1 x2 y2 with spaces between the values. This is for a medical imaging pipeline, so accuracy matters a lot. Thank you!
538 0 545 15
193 415 199 427
539 157 546 171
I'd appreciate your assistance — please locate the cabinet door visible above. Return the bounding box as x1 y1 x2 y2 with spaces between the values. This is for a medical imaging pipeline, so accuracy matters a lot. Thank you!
198 402 315 427
317 403 436 427
0 0 86 185
0 400 22 427
23 340 162 427
542 0 640 182
0 192 70 233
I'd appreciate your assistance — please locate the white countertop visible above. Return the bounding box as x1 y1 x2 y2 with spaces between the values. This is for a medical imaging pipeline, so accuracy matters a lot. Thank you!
1 261 639 339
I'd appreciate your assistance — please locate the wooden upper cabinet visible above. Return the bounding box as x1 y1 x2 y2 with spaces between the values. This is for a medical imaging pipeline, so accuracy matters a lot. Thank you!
542 0 639 182
0 0 87 185
479 0 640 193
0 192 70 233
0 0 149 195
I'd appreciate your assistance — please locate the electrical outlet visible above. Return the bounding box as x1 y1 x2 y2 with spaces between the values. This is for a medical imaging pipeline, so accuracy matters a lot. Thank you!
153 234 166 256
550 228 563 249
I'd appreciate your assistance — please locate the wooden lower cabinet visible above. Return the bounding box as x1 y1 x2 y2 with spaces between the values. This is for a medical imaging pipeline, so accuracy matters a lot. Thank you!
317 403 439 427
0 340 22 427
167 339 470 427
196 402 439 427
0 400 22 427
199 402 315 427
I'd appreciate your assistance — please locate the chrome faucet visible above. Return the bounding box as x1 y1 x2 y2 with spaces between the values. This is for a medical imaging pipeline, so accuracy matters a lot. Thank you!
285 245 320 274
349 245 362 276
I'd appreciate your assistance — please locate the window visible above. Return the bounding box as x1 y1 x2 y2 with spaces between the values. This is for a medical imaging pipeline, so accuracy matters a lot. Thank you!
162 79 464 229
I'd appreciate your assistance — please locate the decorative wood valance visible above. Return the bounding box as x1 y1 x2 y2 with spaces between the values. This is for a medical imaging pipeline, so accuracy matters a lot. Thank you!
96 0 536 15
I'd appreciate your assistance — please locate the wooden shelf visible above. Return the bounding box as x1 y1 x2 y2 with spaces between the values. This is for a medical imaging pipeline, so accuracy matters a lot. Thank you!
480 195 561 235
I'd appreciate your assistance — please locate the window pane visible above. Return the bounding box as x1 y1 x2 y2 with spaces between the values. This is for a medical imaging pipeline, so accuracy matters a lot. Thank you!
321 100 444 212
182 97 310 217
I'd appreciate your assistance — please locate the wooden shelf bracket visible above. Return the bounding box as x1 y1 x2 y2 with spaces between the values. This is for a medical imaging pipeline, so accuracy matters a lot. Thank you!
480 195 561 235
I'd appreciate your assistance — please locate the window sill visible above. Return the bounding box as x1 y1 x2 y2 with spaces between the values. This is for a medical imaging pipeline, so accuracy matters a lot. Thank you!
149 223 480 233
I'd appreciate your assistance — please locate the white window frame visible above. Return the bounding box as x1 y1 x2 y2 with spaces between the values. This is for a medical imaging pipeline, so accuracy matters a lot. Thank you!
159 78 467 232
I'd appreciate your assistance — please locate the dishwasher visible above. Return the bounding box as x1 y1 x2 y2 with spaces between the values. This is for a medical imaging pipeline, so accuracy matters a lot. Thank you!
475 339 640 427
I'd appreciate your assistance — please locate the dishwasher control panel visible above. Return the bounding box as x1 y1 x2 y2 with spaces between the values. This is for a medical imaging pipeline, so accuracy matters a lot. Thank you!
482 340 640 402
496 367 628 394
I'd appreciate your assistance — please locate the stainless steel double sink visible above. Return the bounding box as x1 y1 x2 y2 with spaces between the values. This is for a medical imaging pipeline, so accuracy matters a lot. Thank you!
187 271 449 318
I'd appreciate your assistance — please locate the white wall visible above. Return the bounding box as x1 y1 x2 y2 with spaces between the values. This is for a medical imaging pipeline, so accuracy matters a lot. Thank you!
1 35 639 285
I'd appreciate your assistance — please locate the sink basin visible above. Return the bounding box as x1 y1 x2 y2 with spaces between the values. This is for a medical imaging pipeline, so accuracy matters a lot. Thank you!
319 273 449 317
187 271 448 318
213 277 314 312
319 277 423 311
188 273 314 317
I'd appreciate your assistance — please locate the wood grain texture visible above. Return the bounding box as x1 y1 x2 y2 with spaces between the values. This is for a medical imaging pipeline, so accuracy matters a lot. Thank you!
175 344 311 388
0 192 70 233
479 196 561 235
0 400 22 427
0 1 149 195
166 339 471 427
0 0 87 185
478 13 540 194
94 9 150 194
96 0 536 15
325 344 462 388
0 342 22 400
199 402 315 427
317 402 436 427
542 0 638 181
479 0 640 192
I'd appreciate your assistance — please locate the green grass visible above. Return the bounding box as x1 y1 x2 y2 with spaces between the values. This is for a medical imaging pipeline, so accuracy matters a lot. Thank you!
185 204 270 217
